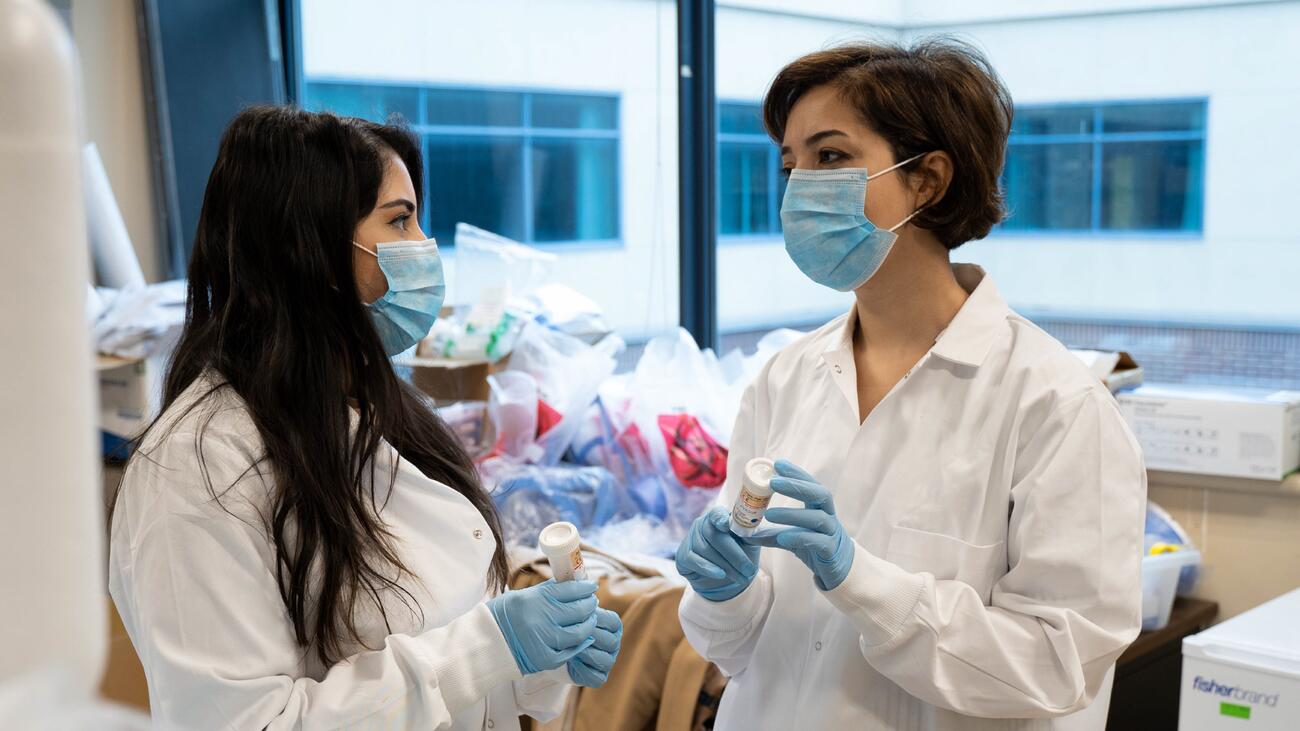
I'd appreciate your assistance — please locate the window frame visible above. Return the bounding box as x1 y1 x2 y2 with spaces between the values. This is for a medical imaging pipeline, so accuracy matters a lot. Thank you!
716 99 784 244
999 97 1208 239
303 76 625 250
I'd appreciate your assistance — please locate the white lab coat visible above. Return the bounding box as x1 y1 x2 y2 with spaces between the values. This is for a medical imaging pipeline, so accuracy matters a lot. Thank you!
679 265 1145 731
108 373 569 730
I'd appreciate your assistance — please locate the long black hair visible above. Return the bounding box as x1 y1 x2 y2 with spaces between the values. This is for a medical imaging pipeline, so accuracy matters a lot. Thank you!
125 105 508 665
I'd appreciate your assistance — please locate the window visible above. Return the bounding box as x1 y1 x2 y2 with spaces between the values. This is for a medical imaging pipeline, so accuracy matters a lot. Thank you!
1002 100 1206 233
303 82 621 247
718 101 784 237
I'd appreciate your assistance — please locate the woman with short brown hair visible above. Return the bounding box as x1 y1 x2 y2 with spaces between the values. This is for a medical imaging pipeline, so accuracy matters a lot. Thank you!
675 39 1144 730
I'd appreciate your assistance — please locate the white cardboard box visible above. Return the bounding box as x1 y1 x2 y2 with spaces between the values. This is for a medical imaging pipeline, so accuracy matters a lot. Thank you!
1180 589 1300 730
1116 384 1300 480
97 354 163 440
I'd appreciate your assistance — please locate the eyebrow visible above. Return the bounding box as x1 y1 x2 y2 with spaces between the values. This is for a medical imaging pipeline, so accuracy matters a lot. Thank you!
379 198 415 213
780 129 849 154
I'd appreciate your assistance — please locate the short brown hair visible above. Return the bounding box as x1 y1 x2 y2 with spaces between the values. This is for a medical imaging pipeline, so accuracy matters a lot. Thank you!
764 37 1013 249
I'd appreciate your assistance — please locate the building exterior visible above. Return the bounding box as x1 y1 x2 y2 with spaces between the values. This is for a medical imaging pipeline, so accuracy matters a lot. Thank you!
302 0 1300 386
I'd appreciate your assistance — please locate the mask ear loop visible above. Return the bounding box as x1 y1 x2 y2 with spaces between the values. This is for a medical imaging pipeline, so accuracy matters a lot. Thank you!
352 241 378 258
879 151 937 233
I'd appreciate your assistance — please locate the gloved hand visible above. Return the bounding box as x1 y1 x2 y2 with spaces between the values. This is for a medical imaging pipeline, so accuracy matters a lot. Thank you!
566 606 623 688
743 460 855 591
487 579 599 675
675 506 760 602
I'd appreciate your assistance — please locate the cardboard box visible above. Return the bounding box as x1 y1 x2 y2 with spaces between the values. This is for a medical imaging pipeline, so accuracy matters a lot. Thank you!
1117 384 1300 480
96 354 163 451
395 355 504 405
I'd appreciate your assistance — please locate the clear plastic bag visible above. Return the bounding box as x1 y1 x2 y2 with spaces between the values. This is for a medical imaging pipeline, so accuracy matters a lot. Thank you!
503 321 617 466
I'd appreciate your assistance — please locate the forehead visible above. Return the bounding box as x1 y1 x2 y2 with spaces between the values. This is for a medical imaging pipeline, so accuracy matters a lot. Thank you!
380 152 415 195
782 84 871 142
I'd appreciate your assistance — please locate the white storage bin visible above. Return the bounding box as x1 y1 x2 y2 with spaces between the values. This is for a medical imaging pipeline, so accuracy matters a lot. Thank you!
1142 549 1202 631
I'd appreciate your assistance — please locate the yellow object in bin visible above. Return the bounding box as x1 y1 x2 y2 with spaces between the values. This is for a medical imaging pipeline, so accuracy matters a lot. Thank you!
1148 542 1184 556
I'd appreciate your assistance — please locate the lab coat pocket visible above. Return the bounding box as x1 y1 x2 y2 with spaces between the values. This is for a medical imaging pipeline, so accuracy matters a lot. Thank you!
884 526 1006 605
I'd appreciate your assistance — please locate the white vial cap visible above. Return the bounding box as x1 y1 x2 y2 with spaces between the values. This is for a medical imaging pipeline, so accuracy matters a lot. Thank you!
743 458 776 498
539 521 581 556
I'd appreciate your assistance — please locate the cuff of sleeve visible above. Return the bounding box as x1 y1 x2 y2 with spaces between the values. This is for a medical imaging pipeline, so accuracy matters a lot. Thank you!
679 571 774 635
823 539 925 648
416 602 524 716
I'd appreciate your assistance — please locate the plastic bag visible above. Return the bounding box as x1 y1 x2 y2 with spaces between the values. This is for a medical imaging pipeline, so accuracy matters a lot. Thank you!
486 371 544 464
90 279 187 359
509 283 612 344
490 464 625 548
585 514 683 559
451 223 557 307
503 321 617 466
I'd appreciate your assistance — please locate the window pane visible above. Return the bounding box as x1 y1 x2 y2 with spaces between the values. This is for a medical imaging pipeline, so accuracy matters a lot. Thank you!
425 88 524 127
1102 102 1206 134
1011 106 1094 136
1101 140 1203 231
531 138 619 241
719 143 771 235
531 94 618 129
719 102 765 136
425 136 526 245
1002 143 1093 230
304 82 419 123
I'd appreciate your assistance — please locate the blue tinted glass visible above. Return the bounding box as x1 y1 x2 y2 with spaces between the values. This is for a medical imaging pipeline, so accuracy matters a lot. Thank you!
1102 102 1206 134
531 94 618 129
1102 140 1203 231
425 136 526 244
426 89 524 127
1012 106 1094 136
719 142 772 235
719 103 765 136
304 82 419 123
1002 142 1093 230
531 138 619 241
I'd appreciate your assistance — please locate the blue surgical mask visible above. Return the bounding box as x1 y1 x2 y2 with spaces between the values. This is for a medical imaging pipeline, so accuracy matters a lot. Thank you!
353 238 445 356
780 153 928 291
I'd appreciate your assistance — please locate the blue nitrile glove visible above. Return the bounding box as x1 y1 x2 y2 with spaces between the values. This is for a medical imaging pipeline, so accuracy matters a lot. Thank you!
675 506 760 602
743 460 855 591
487 579 600 675
567 606 623 688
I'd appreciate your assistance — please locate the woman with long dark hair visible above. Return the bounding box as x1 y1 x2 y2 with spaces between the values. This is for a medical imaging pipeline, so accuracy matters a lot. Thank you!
108 106 621 730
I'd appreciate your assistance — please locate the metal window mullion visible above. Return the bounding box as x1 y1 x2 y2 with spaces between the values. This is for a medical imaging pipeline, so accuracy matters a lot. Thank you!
1091 106 1103 232
678 0 718 349
522 93 535 243
768 144 780 234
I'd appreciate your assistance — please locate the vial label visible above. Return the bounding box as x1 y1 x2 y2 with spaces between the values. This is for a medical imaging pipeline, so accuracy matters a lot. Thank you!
731 489 771 528
554 548 587 582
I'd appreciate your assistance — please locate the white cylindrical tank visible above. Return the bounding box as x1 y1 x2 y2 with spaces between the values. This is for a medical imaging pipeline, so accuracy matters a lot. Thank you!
0 0 107 694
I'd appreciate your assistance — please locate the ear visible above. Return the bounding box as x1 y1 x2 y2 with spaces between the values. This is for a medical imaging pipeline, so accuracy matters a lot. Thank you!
911 151 953 210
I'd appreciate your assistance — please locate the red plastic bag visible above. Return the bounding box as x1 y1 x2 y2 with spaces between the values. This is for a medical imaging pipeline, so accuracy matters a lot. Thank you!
657 413 728 489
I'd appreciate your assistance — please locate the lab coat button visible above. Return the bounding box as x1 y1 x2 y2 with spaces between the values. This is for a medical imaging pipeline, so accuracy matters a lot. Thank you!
815 641 823 651
833 365 843 374
473 529 484 540
487 720 495 729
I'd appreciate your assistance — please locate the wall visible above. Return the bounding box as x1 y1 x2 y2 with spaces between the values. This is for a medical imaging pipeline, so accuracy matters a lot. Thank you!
71 0 161 282
933 1 1300 328
1148 474 1300 620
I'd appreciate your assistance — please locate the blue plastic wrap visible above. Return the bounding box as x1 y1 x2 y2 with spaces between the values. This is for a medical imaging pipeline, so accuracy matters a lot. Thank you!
491 464 628 548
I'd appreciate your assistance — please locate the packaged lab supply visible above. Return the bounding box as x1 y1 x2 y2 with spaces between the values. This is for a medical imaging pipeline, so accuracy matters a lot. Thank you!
1117 385 1300 480
730 458 776 537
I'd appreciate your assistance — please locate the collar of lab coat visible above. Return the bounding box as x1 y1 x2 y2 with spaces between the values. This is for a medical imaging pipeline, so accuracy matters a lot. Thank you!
824 264 1010 369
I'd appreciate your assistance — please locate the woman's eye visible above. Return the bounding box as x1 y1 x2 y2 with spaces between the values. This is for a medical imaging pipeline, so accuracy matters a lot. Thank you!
818 149 844 165
390 214 410 230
